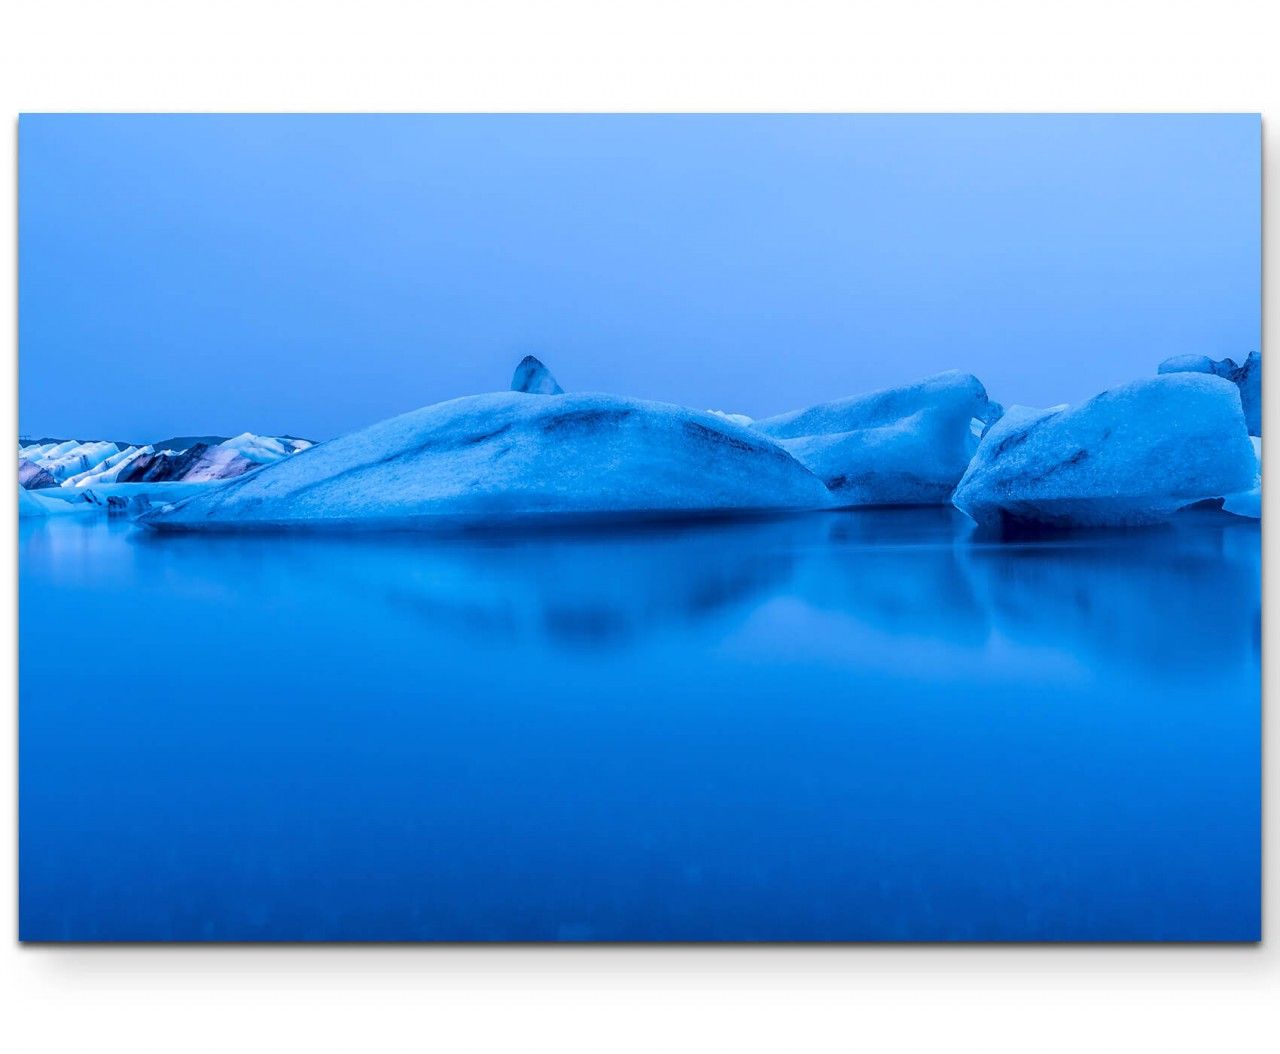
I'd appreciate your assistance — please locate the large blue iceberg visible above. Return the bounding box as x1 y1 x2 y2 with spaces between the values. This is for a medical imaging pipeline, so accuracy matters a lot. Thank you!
752 371 994 506
952 374 1257 529
1158 351 1260 436
141 391 832 531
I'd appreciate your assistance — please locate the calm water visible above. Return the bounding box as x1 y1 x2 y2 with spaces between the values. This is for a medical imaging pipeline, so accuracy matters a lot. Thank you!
19 508 1260 941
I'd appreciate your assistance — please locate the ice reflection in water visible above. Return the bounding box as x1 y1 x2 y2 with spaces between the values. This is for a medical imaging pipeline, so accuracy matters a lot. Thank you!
19 509 1259 940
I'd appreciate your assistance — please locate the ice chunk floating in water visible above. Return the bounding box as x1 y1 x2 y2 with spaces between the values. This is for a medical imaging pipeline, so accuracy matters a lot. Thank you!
18 486 50 518
953 374 1257 529
141 391 832 531
1223 436 1262 520
753 371 994 506
1159 351 1260 436
17 485 99 518
510 355 564 395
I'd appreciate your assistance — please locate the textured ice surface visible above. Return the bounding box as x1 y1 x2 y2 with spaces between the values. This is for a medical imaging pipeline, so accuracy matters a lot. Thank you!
1222 437 1261 520
953 374 1257 528
21 480 222 520
114 433 307 483
18 486 49 517
64 444 152 487
142 391 832 531
117 445 214 483
175 446 258 483
977 400 1005 438
1159 351 1260 435
708 409 754 427
217 432 312 461
20 439 124 483
753 371 993 506
18 459 58 489
20 433 311 491
18 485 100 517
510 355 564 395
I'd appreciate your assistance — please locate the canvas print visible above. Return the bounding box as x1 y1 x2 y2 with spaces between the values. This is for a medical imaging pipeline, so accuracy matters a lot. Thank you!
18 114 1260 941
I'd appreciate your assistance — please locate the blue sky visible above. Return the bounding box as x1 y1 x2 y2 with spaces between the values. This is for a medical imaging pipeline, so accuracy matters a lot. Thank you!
19 114 1259 442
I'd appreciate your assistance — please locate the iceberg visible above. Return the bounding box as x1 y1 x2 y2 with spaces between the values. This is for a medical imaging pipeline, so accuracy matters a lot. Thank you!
167 432 314 482
218 431 313 461
753 371 994 506
952 374 1257 529
115 432 310 483
18 458 58 489
18 485 49 518
21 439 125 483
1222 437 1261 520
63 444 151 487
976 400 1005 438
17 432 313 521
1158 351 1260 435
141 391 832 531
18 485 100 518
510 355 564 395
90 480 222 518
173 445 259 483
117 444 216 483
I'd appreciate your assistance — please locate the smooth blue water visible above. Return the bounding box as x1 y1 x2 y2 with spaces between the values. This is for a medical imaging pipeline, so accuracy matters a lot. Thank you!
19 508 1260 941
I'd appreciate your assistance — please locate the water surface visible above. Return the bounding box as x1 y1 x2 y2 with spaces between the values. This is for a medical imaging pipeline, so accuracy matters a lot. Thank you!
19 509 1260 940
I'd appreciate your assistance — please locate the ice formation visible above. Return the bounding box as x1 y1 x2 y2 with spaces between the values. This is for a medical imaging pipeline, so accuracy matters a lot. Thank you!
20 356 1264 534
18 484 101 518
18 459 57 489
510 355 564 395
20 439 122 483
952 374 1257 529
19 433 312 493
753 371 994 506
708 410 754 427
119 433 312 483
1158 351 1260 435
1222 436 1261 520
18 485 49 518
63 444 152 487
141 391 832 531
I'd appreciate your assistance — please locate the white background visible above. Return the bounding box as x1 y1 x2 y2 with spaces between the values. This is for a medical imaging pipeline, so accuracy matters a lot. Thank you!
1 2 1276 1051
